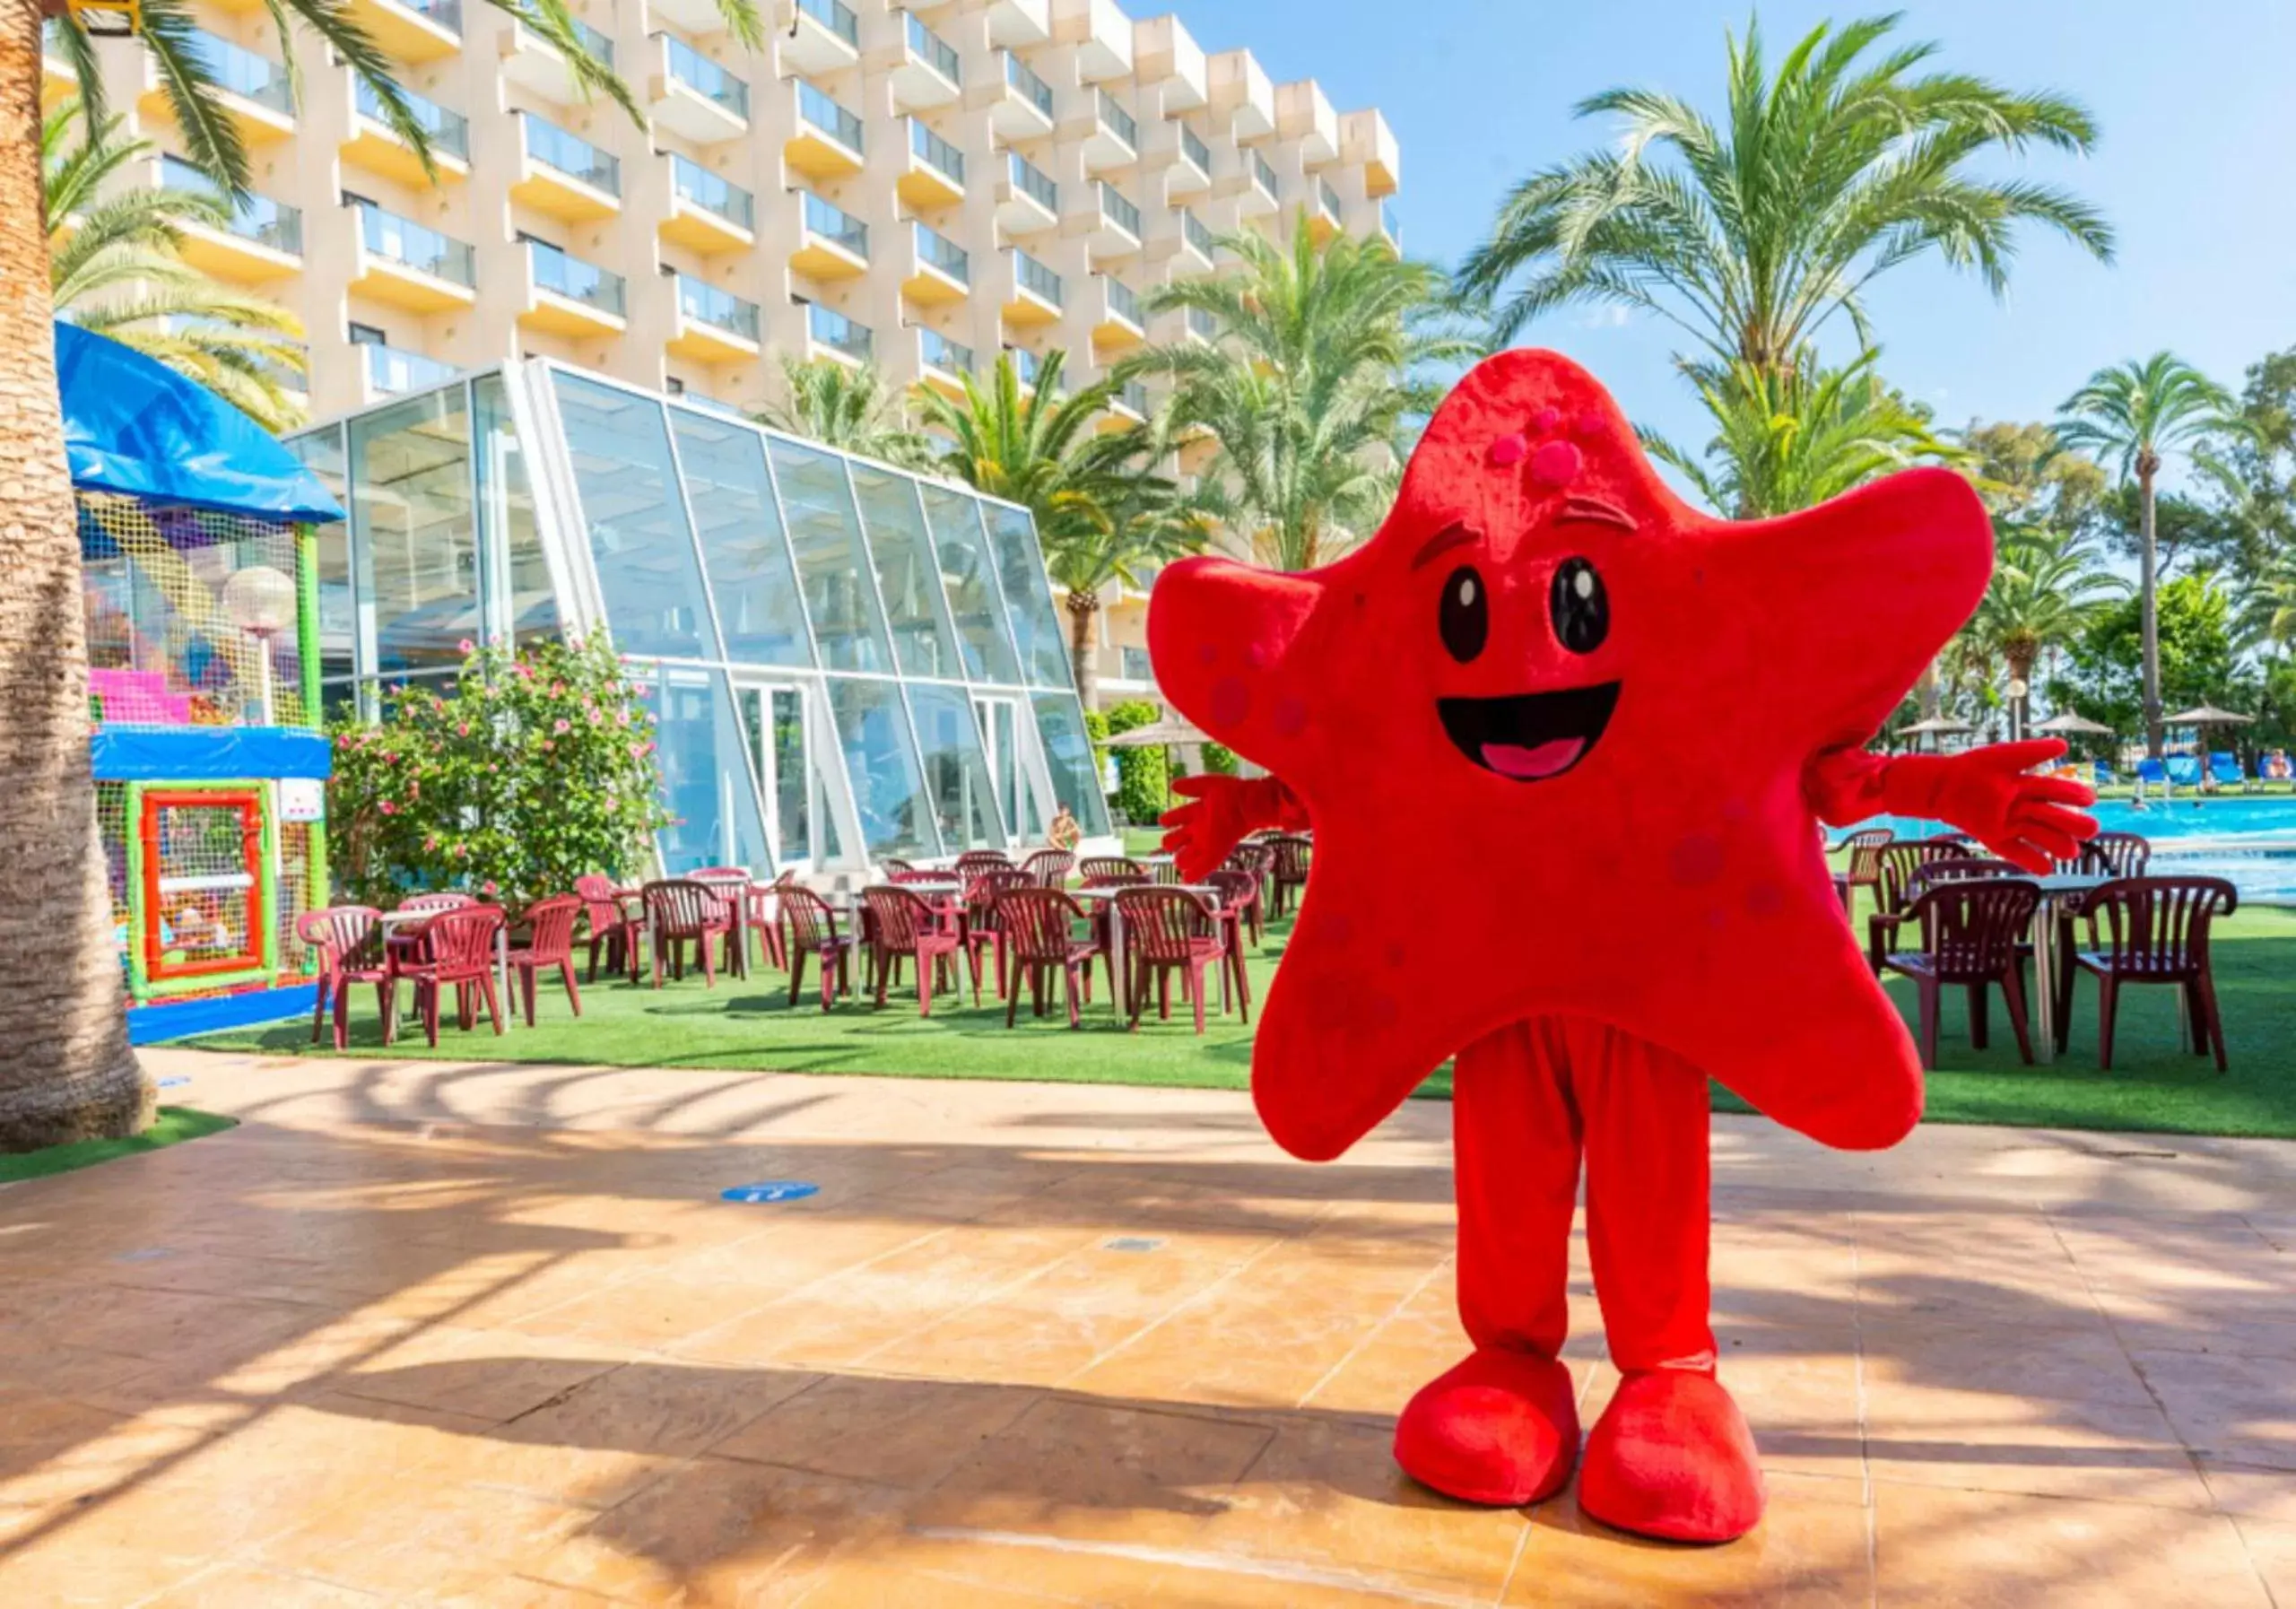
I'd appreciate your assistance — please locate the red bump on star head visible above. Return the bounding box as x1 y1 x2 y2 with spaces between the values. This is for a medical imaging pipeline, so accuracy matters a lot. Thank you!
1574 409 1607 437
1530 440 1584 487
1533 407 1561 434
1209 676 1251 726
1490 433 1527 466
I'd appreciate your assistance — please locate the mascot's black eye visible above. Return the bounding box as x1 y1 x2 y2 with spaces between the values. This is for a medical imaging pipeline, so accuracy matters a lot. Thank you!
1439 565 1486 663
1550 558 1608 655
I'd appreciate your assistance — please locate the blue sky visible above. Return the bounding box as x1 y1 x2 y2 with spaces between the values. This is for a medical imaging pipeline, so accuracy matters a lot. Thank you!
1167 0 2296 457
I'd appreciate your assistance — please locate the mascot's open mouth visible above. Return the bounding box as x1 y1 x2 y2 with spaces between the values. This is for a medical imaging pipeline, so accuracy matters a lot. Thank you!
1438 682 1622 782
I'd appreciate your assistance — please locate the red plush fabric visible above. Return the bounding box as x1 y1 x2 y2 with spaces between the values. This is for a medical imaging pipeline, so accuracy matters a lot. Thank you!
1147 349 2096 1542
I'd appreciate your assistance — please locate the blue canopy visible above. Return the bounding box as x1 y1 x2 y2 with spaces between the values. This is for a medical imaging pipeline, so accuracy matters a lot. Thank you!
56 322 344 523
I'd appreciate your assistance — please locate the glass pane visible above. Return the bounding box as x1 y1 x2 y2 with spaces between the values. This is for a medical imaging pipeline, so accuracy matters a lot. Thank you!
768 438 893 673
346 387 478 674
983 500 1073 689
672 411 813 667
285 427 354 683
905 683 1005 851
978 694 1038 839
848 465 961 678
1031 691 1112 837
471 374 559 647
552 373 719 659
772 687 810 861
920 483 1022 683
827 677 939 859
639 665 770 874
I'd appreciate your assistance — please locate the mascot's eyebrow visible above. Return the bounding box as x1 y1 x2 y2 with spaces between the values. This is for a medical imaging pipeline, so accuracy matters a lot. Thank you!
1558 496 1638 533
1409 521 1481 570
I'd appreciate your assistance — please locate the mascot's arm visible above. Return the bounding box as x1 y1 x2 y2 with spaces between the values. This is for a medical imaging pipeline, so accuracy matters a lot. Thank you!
1160 775 1309 883
1804 738 2099 874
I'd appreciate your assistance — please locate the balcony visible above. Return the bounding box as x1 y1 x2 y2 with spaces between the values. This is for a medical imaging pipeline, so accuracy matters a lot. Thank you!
781 0 859 74
1178 207 1216 266
1135 13 1206 110
891 13 961 112
1087 179 1140 259
791 192 868 280
1342 107 1399 198
1210 48 1275 141
503 17 617 106
346 0 461 63
787 82 865 180
1239 150 1280 216
1378 199 1400 250
1004 343 1045 393
896 119 963 210
348 203 476 312
361 341 460 402
159 156 302 282
902 221 970 305
520 238 627 336
1090 274 1144 350
804 302 872 367
1185 305 1218 344
1101 375 1148 431
660 153 755 253
916 326 973 396
1276 78 1339 167
1081 86 1135 174
144 30 292 145
1053 0 1129 82
985 0 1048 48
513 113 622 222
990 50 1055 144
1164 122 1212 198
996 152 1057 235
1309 178 1344 243
1002 248 1061 326
344 76 469 186
669 274 761 362
650 33 748 143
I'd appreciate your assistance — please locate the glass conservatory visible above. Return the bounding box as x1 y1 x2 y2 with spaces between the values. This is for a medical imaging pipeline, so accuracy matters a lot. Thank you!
287 361 1114 875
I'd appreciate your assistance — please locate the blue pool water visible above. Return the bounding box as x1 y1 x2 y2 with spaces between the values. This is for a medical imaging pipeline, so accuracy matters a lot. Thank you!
1839 797 2296 901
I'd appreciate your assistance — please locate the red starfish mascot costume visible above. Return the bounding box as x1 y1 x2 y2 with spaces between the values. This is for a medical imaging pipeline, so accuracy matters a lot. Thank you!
1149 350 2095 1544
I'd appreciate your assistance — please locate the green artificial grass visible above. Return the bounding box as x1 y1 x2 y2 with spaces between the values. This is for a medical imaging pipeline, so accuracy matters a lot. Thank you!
183 908 2296 1141
0 1107 238 1184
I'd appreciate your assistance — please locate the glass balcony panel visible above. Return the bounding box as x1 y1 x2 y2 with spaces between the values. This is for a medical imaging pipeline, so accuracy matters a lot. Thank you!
1005 345 1042 387
913 222 969 284
355 203 474 286
1183 209 1214 258
1008 152 1057 213
909 119 964 184
678 274 759 340
1104 277 1141 326
1180 125 1210 173
662 34 748 119
797 82 865 153
1383 200 1400 244
919 483 1022 683
1004 51 1053 117
1099 182 1140 237
767 437 894 674
1319 179 1343 220
1187 306 1218 340
570 18 613 69
670 411 813 667
907 683 1005 850
356 78 470 161
905 13 960 83
796 0 858 48
806 303 873 363
1253 152 1279 196
802 192 868 258
1095 87 1136 149
187 30 291 115
918 327 973 374
1015 250 1062 307
1119 379 1148 415
828 678 940 859
670 153 753 230
161 156 302 253
526 239 625 316
522 114 620 195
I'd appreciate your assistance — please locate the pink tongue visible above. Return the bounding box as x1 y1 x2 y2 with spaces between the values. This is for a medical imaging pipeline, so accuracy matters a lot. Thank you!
1481 737 1587 780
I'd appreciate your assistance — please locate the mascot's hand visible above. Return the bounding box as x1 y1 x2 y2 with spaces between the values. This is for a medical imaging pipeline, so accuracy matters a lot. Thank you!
1881 739 2099 874
1160 774 1298 883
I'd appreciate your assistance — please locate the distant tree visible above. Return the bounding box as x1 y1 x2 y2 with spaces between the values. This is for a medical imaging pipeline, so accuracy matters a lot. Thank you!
754 354 933 470
2054 572 2239 740
1970 529 2126 739
1957 420 2108 537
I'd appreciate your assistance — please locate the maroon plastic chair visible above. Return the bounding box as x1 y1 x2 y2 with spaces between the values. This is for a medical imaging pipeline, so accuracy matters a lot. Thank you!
2082 831 2152 880
1115 885 1230 1034
573 874 639 982
296 905 390 1050
862 886 966 1015
687 874 753 980
1866 839 1967 971
996 886 1103 1028
955 850 1013 873
393 905 507 1046
881 857 918 877
641 879 733 988
1020 848 1074 888
1224 844 1272 943
2063 876 2237 1069
1880 878 2043 1069
962 866 1032 1000
1202 869 1258 1022
398 891 476 914
745 872 793 972
1839 828 1893 914
1266 833 1312 918
780 886 857 1012
890 869 951 885
1079 857 1147 887
506 894 584 1024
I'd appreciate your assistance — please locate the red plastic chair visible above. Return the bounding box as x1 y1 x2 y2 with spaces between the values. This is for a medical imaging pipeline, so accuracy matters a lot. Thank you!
962 866 1032 1000
745 872 794 972
398 891 476 914
1020 849 1074 888
1266 833 1312 918
780 886 857 1012
574 874 638 982
1115 885 1230 1034
1201 870 1258 1022
393 905 507 1046
1839 827 1893 915
641 879 733 988
881 858 918 877
1223 844 1272 944
996 886 1103 1028
507 894 584 1024
862 885 966 1015
1079 857 1147 887
1880 878 2042 1069
2082 831 2152 879
687 873 753 980
296 905 390 1050
955 850 1013 873
2063 876 2237 1069
1866 839 1967 971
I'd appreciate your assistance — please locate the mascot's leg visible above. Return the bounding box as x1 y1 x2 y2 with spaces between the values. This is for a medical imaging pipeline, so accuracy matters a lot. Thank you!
1573 1024 1764 1543
1394 1018 1583 1506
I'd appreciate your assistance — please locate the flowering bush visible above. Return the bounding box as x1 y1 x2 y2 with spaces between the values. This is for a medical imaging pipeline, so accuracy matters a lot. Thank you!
327 637 670 908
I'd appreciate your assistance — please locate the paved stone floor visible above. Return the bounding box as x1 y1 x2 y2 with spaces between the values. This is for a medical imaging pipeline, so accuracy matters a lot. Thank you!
1 1048 2292 1606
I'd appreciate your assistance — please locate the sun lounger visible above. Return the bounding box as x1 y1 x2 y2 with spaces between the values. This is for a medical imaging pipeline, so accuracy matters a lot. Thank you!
2209 752 2252 792
2166 755 2204 789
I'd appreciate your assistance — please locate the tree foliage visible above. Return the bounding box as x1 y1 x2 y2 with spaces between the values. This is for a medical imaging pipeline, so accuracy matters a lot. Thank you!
2051 574 2239 739
754 355 932 470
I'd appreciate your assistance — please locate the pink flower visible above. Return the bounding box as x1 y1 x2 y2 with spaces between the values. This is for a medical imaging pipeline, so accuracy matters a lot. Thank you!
482 880 498 896
553 718 570 735
516 663 535 681
551 681 565 697
617 710 631 727
456 843 470 858
542 740 555 752
378 801 396 815
457 639 474 654
423 836 438 851
457 723 470 737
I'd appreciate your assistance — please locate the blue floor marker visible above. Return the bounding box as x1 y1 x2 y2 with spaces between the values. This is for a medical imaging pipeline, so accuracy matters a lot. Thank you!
157 1077 190 1089
720 1181 819 1204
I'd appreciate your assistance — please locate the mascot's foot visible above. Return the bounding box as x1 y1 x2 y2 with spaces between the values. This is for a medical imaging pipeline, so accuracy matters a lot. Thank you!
1578 1369 1765 1543
1394 1349 1580 1506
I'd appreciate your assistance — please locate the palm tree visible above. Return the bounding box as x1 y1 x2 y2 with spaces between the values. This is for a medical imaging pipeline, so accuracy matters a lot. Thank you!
1123 218 1472 570
754 353 933 470
1971 528 2127 739
1642 351 1964 519
46 101 305 431
0 4 745 1151
1454 13 2112 376
915 350 1205 708
2057 353 2238 755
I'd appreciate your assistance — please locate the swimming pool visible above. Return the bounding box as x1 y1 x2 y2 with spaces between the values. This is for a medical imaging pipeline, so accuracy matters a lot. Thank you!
1836 797 2296 901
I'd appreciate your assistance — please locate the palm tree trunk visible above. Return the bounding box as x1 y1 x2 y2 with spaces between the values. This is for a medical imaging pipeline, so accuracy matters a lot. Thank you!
2139 457 2163 759
1917 658 1942 722
0 6 150 1151
1065 589 1101 711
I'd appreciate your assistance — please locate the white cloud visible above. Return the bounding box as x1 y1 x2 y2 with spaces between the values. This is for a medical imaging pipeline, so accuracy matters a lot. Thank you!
1571 306 1632 331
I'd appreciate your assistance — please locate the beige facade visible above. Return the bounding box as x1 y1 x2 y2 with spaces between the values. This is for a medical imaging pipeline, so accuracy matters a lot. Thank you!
48 0 1400 441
